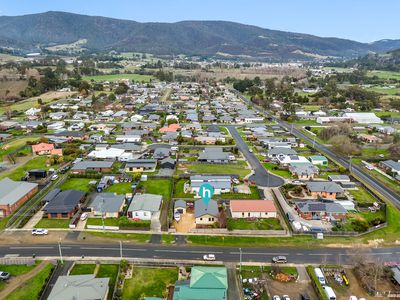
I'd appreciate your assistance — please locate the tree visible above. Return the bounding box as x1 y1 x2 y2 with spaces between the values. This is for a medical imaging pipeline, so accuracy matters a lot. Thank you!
115 83 129 95
329 135 361 156
389 143 400 160
108 93 116 101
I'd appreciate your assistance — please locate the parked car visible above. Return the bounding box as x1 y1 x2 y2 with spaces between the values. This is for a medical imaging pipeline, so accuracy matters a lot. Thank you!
283 296 291 300
203 254 216 261
272 256 287 263
300 293 310 300
50 174 59 181
80 212 88 221
32 228 48 235
273 296 281 300
0 272 10 280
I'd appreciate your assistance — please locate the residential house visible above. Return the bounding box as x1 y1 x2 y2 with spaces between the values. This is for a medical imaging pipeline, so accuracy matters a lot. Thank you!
173 266 228 300
306 181 344 200
127 193 162 220
88 193 125 218
296 201 347 221
267 147 297 160
31 143 63 156
43 190 85 219
230 200 277 218
159 123 181 133
125 159 157 172
0 178 38 218
328 175 356 189
188 175 232 196
160 157 176 169
87 148 125 161
198 148 232 163
116 135 141 143
308 155 328 166
379 160 400 176
288 163 319 180
162 132 179 143
357 134 382 144
153 147 171 159
174 200 187 214
277 155 310 167
195 199 219 226
71 160 113 174
47 274 110 300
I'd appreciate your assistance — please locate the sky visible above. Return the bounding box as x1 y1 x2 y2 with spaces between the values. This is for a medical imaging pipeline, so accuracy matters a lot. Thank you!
0 0 399 43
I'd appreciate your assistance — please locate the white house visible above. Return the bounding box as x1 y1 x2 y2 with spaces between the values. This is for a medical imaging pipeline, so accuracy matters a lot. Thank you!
127 194 162 220
342 112 383 124
277 155 310 167
25 107 41 116
188 175 232 196
87 148 125 160
47 121 65 131
230 200 277 218
116 135 141 143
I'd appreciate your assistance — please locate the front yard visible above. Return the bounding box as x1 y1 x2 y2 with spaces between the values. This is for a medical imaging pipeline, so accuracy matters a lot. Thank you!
121 267 178 300
227 218 283 230
60 178 94 193
34 218 70 228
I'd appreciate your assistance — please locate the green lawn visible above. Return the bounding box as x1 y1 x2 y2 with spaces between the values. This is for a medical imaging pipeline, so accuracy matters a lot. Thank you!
97 264 119 300
349 187 377 205
217 186 260 200
4 263 54 300
34 218 70 228
173 179 194 198
375 111 400 118
0 262 40 292
364 169 400 195
227 218 283 230
360 147 389 159
87 232 151 243
0 136 40 158
161 234 175 244
367 70 400 80
138 179 172 200
121 267 178 300
263 162 292 178
105 182 133 195
178 161 251 178
0 156 59 181
86 218 120 227
303 105 321 111
60 178 93 193
82 73 154 82
69 264 96 275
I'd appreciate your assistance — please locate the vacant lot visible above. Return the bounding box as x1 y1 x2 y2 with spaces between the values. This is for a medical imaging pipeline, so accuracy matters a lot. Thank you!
97 264 119 300
60 178 94 193
82 73 154 82
349 187 377 205
227 218 282 230
105 182 132 195
138 179 172 200
178 161 251 177
0 156 59 180
121 267 178 299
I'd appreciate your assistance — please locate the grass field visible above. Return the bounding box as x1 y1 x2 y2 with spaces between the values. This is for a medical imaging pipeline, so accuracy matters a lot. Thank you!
374 111 400 118
360 147 389 159
121 267 178 300
0 136 40 158
173 179 194 198
303 105 321 111
0 156 59 181
60 178 94 193
34 218 70 228
217 186 260 200
87 232 151 243
97 264 119 300
105 182 133 195
82 73 154 82
367 70 400 80
0 262 40 292
178 161 251 178
227 218 283 230
263 162 292 178
138 179 172 200
69 264 96 275
366 86 400 95
349 187 378 205
86 218 119 227
4 263 53 300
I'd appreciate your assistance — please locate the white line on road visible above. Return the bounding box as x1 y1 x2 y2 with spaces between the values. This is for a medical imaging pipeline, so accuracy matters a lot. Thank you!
308 253 332 256
230 252 289 255
80 247 146 251
155 250 224 254
10 247 54 249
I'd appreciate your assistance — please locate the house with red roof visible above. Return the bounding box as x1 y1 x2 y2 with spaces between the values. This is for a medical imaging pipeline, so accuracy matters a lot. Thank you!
32 143 63 156
159 123 181 133
230 200 277 218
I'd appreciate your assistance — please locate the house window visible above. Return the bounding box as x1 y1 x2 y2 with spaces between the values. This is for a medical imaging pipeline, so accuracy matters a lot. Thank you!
135 212 138 216
200 218 203 221
144 212 147 216
242 212 244 217
248 212 250 217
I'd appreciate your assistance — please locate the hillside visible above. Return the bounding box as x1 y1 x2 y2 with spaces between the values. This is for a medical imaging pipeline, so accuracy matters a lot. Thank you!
0 11 399 61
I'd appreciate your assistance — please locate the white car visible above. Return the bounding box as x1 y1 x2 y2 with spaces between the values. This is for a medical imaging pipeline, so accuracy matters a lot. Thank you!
50 174 58 181
80 213 88 221
203 254 216 261
32 229 48 235
283 296 291 300
273 296 281 300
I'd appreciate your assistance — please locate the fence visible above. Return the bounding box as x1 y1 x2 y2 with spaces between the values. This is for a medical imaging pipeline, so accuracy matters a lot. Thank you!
0 257 35 265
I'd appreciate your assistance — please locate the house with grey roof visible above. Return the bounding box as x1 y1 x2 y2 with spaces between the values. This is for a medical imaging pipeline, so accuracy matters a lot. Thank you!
288 162 319 180
47 274 109 300
153 147 170 159
306 181 344 200
268 147 297 160
71 160 114 174
174 200 187 214
189 175 232 196
125 159 157 173
44 190 85 219
379 160 400 176
195 199 219 226
89 193 125 218
296 201 347 221
0 178 38 218
198 148 232 163
127 193 162 220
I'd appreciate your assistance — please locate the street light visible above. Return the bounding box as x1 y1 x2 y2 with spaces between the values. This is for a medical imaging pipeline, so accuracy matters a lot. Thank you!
239 248 242 272
58 237 63 264
312 135 316 148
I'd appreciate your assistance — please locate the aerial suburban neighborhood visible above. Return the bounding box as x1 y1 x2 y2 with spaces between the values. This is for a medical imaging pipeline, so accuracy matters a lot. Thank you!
0 1 398 299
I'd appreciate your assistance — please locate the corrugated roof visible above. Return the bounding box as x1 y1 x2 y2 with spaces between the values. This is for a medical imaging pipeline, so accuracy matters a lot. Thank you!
230 200 277 213
0 178 38 205
127 193 162 212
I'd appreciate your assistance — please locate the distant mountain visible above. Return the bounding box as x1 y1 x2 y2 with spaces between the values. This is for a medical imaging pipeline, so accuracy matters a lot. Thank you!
0 11 398 61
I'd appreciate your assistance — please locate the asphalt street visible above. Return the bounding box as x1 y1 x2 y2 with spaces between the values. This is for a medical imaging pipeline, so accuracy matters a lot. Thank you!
2 243 400 265
227 125 285 187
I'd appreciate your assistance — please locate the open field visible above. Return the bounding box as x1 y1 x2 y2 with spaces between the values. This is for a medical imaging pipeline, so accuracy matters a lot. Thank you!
60 178 94 193
138 179 172 200
368 70 400 80
82 73 154 82
227 218 282 230
69 264 96 275
121 267 178 300
177 161 251 177
34 218 70 228
0 136 40 160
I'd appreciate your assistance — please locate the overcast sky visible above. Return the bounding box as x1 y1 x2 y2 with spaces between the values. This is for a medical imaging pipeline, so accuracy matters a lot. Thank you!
1 0 399 42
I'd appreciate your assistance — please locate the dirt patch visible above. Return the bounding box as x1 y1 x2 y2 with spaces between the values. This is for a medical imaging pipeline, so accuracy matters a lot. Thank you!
173 211 196 233
267 278 318 299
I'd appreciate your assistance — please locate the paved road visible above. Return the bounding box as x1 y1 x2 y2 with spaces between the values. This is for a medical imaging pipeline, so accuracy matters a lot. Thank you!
233 90 400 207
227 126 285 187
2 243 400 265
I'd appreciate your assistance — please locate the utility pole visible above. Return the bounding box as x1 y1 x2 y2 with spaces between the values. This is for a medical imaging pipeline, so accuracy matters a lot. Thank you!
119 241 123 260
58 237 63 264
101 199 105 232
312 135 316 148
349 156 353 173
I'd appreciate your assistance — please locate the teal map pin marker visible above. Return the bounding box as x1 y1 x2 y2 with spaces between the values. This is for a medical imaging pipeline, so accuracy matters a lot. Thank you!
199 183 214 206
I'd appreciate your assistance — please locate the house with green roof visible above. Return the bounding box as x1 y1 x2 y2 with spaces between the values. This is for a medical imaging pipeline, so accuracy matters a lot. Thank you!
173 266 228 300
309 155 328 166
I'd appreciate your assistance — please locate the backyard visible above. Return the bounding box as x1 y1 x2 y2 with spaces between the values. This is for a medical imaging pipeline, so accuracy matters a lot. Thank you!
121 267 178 299
138 178 172 200
227 218 283 230
60 178 94 193
105 182 133 195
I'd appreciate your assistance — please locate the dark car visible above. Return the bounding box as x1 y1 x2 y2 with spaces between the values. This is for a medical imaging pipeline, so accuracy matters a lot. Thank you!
300 293 310 300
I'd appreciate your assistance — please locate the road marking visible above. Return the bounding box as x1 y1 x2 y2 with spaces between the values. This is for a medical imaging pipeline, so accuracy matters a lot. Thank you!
9 246 53 250
80 247 146 251
296 253 304 256
230 252 289 255
372 252 393 255
155 250 224 254
61 247 71 249
308 253 332 256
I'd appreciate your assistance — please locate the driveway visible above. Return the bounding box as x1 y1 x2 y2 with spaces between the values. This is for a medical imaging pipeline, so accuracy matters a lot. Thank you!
150 212 161 232
173 212 196 233
23 210 44 229
227 126 284 187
